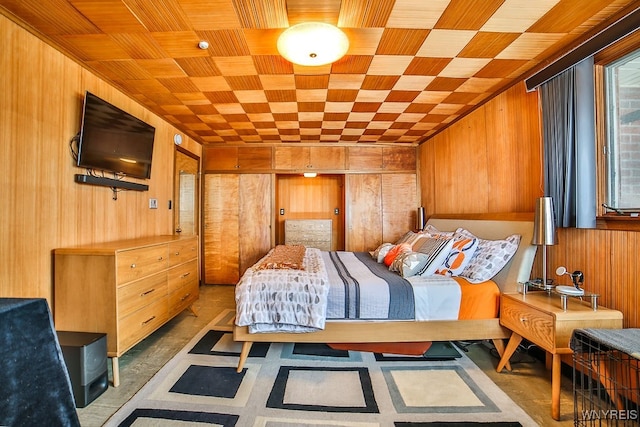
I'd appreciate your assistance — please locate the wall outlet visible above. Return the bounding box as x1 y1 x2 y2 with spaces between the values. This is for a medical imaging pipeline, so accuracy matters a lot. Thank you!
149 198 158 209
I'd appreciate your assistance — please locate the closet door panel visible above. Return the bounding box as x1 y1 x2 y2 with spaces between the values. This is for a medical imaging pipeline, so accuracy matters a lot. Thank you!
346 174 382 252
382 174 417 243
239 174 272 276
203 174 240 284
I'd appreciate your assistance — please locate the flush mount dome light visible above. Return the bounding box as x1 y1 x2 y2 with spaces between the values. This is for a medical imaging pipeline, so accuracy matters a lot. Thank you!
277 22 349 66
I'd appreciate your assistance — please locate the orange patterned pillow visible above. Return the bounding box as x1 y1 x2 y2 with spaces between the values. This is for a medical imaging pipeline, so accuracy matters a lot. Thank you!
383 243 411 267
435 235 479 276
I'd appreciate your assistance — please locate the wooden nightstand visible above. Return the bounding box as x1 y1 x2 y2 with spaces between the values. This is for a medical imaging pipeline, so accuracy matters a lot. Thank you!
497 292 623 420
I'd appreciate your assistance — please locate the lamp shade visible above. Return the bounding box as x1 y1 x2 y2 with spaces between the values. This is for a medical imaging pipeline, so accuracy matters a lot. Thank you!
532 196 557 246
416 206 425 231
277 22 349 66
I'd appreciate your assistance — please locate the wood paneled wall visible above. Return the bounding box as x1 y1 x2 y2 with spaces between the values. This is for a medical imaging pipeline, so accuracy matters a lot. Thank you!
547 228 640 329
418 83 543 215
0 15 201 305
419 81 640 328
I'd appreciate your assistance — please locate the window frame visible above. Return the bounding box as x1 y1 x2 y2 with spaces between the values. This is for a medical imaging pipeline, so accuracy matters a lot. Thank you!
594 31 640 230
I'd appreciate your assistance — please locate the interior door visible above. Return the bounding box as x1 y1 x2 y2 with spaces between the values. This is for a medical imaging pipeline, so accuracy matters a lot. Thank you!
346 174 382 251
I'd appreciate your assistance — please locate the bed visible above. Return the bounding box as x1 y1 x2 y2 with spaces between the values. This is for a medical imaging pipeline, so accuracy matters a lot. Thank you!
233 215 537 372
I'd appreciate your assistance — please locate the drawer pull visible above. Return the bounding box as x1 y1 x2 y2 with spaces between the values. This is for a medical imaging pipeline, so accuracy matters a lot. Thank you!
142 316 156 325
158 256 163 261
130 263 136 268
520 317 528 322
180 293 191 301
140 288 155 297
180 272 191 279
174 251 180 256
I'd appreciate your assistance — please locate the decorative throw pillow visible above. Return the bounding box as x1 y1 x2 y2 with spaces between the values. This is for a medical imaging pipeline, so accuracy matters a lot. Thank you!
411 236 429 251
383 243 412 267
394 230 423 247
389 251 430 278
457 229 522 283
423 224 455 239
435 233 479 277
371 242 394 263
413 237 455 276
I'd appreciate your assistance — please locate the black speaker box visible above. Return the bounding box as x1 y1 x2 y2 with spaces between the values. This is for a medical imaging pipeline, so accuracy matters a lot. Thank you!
56 331 108 408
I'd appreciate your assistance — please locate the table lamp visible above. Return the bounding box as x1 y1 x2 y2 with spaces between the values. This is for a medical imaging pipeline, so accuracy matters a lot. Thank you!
532 196 557 289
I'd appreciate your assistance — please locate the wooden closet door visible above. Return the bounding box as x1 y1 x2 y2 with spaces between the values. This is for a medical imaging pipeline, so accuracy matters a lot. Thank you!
203 174 239 284
382 174 417 243
346 174 382 251
238 174 271 276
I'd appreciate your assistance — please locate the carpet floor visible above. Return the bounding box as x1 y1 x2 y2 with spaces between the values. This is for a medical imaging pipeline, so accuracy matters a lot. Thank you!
105 310 537 427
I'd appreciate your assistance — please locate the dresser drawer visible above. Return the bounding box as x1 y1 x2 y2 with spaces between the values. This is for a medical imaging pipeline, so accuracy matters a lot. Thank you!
285 238 331 251
117 245 168 285
118 297 168 352
500 298 555 352
285 219 332 250
169 238 198 267
287 231 330 241
285 219 332 232
168 259 198 293
168 280 199 317
117 271 168 318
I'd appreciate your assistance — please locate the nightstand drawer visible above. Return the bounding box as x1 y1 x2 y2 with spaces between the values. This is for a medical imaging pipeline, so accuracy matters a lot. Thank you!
498 291 623 421
501 298 555 351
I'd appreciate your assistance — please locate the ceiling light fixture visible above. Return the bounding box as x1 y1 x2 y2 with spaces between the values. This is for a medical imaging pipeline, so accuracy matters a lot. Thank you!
277 22 349 66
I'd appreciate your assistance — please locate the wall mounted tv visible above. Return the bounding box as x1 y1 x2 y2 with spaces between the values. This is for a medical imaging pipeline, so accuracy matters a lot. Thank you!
77 91 155 180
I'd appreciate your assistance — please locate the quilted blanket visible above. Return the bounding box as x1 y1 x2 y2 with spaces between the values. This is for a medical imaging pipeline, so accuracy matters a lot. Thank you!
235 247 329 333
323 251 461 321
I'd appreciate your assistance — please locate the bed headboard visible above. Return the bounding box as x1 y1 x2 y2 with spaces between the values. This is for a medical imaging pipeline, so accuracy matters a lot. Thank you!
425 215 537 293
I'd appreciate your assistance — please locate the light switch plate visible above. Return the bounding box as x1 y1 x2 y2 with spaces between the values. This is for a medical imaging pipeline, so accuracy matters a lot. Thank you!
149 198 158 209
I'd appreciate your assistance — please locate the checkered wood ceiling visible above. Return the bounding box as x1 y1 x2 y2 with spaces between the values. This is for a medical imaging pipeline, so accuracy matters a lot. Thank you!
1 0 637 145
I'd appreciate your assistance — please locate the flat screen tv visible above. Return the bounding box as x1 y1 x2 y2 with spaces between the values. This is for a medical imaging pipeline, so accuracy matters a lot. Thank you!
77 91 155 179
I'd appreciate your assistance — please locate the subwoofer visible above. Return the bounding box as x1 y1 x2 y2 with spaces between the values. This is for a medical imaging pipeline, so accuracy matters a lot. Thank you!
56 331 108 408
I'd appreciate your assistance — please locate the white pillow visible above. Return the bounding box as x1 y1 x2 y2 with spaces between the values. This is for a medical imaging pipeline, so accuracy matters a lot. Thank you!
389 251 429 278
457 228 521 283
423 224 454 238
413 237 455 276
371 243 394 263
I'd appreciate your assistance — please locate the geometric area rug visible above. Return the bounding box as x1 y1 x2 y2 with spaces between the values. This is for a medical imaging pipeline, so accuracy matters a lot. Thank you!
105 310 538 427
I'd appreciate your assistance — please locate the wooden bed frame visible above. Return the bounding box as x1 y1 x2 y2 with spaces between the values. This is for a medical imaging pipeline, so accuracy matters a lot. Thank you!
233 214 537 372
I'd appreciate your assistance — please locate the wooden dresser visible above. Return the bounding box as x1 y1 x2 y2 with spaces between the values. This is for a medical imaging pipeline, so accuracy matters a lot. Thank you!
285 219 332 250
54 235 199 387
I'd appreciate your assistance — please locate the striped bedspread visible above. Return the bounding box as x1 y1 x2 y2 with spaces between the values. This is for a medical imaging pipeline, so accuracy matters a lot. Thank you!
324 251 415 319
323 251 461 321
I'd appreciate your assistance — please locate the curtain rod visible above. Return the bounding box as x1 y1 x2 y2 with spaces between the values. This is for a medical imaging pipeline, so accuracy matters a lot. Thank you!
525 6 640 91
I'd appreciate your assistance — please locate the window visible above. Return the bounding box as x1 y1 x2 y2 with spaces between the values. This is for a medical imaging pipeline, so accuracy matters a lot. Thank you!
604 49 640 210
